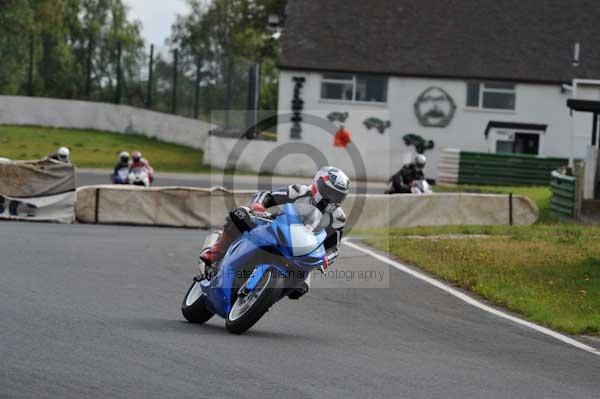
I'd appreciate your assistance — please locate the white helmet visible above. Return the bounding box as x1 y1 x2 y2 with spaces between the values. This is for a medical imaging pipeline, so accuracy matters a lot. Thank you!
57 147 70 162
414 154 426 170
312 166 350 212
119 151 130 162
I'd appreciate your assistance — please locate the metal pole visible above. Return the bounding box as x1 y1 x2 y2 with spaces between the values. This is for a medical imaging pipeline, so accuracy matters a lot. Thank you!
592 113 598 147
114 41 122 104
171 48 178 114
224 57 232 128
509 192 513 225
569 79 578 167
193 55 201 119
85 36 93 97
146 44 154 108
27 35 34 96
245 63 260 138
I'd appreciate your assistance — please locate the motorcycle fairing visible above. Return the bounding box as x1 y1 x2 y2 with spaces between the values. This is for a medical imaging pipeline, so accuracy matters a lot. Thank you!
200 203 328 318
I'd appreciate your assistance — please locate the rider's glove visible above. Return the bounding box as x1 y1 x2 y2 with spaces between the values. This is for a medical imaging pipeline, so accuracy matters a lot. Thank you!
250 202 271 218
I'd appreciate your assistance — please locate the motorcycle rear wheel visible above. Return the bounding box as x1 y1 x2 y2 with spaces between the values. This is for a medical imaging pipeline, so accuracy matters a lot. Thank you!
181 280 214 324
225 268 284 334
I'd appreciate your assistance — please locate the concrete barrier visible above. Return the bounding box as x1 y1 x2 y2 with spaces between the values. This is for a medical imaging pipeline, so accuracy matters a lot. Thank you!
75 185 255 228
345 193 538 229
75 186 538 229
0 95 211 150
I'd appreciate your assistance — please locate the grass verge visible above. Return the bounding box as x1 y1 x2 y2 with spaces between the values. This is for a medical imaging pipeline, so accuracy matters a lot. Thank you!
365 224 600 335
0 125 209 173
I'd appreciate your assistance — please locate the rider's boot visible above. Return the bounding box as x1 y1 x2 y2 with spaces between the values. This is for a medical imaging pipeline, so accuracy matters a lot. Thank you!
199 231 231 273
288 282 309 300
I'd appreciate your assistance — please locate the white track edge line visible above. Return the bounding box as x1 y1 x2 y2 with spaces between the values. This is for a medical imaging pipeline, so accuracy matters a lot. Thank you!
342 239 600 357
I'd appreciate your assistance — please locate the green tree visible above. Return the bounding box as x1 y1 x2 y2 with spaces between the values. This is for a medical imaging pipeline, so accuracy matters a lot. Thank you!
0 1 35 94
0 0 145 100
169 0 286 113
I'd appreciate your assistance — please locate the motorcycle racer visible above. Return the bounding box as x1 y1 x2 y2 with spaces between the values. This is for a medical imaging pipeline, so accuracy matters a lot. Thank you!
386 154 426 194
200 166 350 299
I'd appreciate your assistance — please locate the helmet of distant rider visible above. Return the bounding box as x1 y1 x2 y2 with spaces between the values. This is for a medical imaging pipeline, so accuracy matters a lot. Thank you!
311 166 350 212
57 146 70 162
119 151 130 162
131 151 142 162
414 154 426 170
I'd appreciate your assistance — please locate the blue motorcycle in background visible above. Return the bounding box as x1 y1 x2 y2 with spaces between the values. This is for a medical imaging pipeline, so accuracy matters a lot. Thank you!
181 203 328 334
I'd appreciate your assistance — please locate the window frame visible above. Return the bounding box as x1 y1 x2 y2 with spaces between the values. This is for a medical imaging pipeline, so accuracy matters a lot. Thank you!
488 128 544 155
466 81 516 111
320 73 387 104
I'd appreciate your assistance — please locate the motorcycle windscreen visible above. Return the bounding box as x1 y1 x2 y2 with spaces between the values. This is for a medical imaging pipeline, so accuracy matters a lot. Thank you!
271 203 326 257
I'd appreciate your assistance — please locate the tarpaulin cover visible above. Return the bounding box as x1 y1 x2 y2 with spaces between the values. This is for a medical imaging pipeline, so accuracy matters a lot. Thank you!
75 186 538 229
0 158 76 197
75 185 255 227
0 191 75 223
342 193 538 229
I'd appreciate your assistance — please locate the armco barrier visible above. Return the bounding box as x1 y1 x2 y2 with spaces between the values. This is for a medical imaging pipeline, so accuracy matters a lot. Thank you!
459 152 568 186
549 170 578 219
76 186 539 228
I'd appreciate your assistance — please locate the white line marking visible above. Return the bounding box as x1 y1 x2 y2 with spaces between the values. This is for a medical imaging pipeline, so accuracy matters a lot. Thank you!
343 239 600 357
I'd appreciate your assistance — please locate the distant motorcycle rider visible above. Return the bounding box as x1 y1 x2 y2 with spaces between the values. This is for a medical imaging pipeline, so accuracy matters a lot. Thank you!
129 151 154 183
48 146 70 163
386 154 426 194
200 166 350 299
112 151 130 183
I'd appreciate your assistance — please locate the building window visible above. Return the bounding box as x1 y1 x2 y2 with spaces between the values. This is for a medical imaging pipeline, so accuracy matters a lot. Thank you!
495 132 540 155
466 81 516 110
321 73 387 103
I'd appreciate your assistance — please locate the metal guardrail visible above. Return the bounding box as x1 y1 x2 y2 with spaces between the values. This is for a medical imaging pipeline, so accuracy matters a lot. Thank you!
437 149 569 186
550 170 577 219
459 152 569 186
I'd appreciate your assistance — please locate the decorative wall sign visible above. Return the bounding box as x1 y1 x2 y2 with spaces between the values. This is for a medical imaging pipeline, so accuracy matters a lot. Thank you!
403 133 435 154
290 76 306 139
414 87 456 127
363 117 391 134
327 111 349 123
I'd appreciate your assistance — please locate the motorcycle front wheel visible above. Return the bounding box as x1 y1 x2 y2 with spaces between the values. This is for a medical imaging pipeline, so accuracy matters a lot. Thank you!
181 280 214 324
225 268 284 334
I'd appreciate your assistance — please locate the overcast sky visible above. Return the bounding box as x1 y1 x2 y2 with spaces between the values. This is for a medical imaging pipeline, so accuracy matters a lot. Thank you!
125 0 191 47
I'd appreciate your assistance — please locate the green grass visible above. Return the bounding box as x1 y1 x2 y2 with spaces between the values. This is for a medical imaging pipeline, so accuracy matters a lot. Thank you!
0 125 209 173
365 224 600 335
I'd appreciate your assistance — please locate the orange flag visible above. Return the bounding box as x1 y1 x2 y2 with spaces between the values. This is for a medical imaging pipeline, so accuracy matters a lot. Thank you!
334 126 351 148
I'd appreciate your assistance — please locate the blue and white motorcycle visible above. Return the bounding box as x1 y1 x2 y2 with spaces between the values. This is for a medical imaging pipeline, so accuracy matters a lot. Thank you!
181 203 327 334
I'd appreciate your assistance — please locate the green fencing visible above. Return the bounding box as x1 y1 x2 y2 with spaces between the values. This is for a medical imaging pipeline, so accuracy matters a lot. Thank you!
458 152 568 186
549 170 577 219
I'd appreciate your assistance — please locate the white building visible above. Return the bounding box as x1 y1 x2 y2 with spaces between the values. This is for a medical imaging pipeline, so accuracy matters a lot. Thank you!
274 0 600 181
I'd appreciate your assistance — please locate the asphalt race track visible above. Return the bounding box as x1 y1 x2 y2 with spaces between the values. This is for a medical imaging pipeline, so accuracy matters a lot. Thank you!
77 171 220 189
76 170 386 194
1 222 599 398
